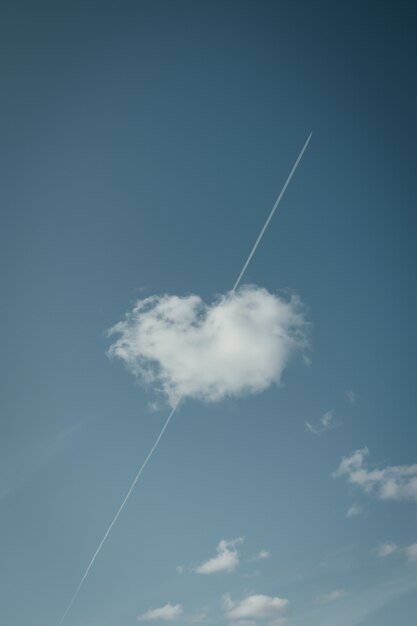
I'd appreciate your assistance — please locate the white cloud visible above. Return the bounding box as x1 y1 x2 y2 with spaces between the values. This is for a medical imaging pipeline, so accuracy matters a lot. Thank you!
333 448 417 502
137 603 183 621
250 550 271 561
405 543 417 562
223 593 289 622
346 503 362 518
107 286 307 406
375 542 397 557
196 538 243 574
315 589 347 604
305 410 337 435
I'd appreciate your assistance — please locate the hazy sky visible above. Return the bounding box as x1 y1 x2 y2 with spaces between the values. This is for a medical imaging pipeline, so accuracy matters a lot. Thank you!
1 2 417 626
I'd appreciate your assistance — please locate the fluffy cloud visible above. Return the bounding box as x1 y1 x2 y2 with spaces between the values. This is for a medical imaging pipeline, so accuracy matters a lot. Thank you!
196 538 243 574
107 286 307 406
333 448 417 502
375 542 397 557
305 410 336 435
223 593 289 622
315 589 347 604
137 603 183 621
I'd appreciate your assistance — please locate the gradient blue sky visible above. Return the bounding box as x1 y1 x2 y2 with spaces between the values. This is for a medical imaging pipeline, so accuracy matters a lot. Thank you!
1 2 417 625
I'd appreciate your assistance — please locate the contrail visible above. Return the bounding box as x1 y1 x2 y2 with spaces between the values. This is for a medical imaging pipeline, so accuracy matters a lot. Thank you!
232 131 312 292
57 400 180 626
56 132 312 626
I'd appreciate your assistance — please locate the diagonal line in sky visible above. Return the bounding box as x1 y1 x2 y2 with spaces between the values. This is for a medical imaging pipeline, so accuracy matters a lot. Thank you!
57 400 180 626
56 131 312 626
232 132 312 292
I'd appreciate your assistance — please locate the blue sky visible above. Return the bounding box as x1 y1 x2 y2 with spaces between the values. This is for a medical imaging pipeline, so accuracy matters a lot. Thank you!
1 2 417 625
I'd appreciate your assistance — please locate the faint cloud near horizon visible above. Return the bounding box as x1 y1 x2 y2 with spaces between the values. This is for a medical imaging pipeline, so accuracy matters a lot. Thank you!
375 542 397 557
346 390 358 403
315 589 348 604
405 543 417 562
375 541 417 563
305 410 338 435
250 549 271 561
346 503 363 518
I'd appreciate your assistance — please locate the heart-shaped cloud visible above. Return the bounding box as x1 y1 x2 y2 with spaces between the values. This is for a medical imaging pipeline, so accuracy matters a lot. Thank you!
107 285 308 406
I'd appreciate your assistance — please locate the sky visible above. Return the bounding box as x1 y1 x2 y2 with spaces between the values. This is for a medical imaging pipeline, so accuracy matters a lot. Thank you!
1 1 417 625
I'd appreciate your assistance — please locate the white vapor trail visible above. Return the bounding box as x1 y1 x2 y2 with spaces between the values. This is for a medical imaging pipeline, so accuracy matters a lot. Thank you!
57 400 180 626
56 132 312 626
232 132 312 292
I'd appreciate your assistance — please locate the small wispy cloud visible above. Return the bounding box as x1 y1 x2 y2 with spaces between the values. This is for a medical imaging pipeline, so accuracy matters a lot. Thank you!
346 503 362 518
333 447 417 502
107 286 307 406
223 593 289 623
373 541 417 562
315 589 348 604
375 542 397 557
405 543 417 562
346 390 358 403
250 550 271 561
195 538 243 575
137 603 183 621
305 411 337 435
